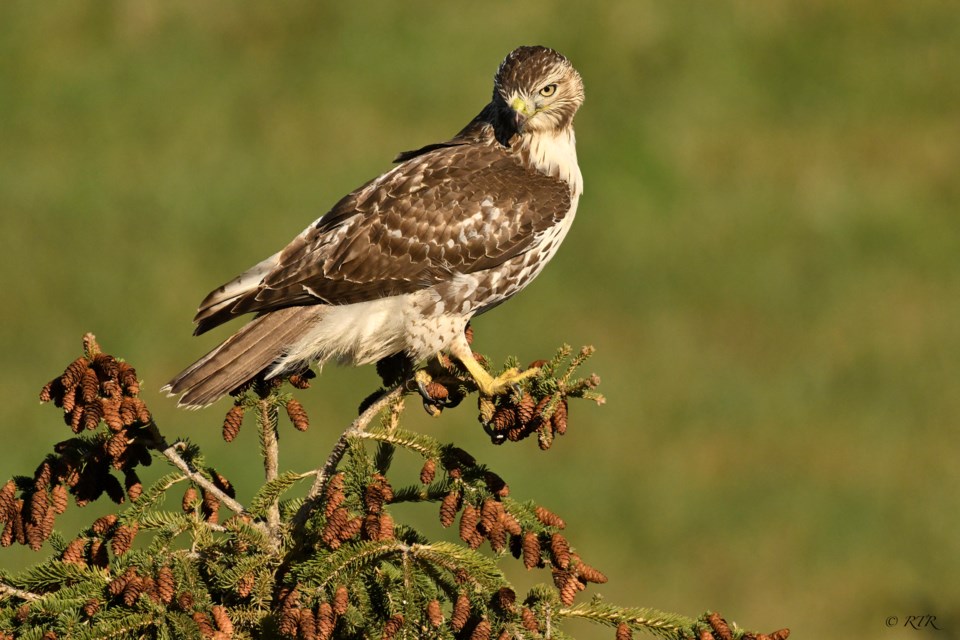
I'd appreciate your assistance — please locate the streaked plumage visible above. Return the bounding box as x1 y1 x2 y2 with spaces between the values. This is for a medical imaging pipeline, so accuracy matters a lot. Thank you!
164 46 585 408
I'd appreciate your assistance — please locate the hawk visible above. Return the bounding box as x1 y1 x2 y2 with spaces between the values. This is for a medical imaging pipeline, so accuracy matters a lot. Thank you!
164 45 585 408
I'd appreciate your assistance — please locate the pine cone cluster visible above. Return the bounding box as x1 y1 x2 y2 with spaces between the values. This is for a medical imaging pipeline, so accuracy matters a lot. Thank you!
192 606 235 640
320 473 395 549
276 586 348 640
105 564 177 608
60 515 141 569
551 550 608 605
481 390 571 450
13 335 155 552
700 612 790 640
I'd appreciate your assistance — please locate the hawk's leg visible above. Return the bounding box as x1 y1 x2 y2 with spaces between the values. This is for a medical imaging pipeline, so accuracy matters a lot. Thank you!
448 337 541 397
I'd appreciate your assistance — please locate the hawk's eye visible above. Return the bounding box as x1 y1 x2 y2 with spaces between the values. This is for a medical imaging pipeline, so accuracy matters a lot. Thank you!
539 84 558 97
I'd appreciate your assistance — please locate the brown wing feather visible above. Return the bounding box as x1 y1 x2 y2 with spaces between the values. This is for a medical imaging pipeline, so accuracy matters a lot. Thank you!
194 136 570 334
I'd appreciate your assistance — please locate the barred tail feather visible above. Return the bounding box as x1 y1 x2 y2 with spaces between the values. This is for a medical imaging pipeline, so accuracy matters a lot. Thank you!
163 306 321 409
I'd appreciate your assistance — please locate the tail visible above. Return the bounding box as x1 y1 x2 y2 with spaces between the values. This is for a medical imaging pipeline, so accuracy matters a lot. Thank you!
163 306 320 409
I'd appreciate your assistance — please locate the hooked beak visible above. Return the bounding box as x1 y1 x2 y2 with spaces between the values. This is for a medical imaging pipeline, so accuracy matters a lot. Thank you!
509 95 536 132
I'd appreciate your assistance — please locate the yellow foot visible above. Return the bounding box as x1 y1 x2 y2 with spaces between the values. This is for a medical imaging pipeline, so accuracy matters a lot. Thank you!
475 366 541 397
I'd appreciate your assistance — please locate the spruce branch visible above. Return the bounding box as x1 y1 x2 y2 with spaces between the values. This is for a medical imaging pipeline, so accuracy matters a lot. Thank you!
558 602 700 639
1 334 788 639
256 391 282 544
0 582 41 602
146 434 251 525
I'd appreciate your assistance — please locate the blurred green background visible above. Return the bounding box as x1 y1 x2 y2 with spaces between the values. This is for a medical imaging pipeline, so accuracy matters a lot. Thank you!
2 1 959 637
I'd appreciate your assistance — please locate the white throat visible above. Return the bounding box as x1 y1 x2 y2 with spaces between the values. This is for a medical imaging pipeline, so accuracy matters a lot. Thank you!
522 127 583 197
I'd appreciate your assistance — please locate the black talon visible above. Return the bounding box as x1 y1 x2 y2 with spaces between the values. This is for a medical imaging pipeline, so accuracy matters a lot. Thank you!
416 378 444 416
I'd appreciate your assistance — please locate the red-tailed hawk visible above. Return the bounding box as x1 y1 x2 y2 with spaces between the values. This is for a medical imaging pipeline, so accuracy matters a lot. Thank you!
164 46 585 408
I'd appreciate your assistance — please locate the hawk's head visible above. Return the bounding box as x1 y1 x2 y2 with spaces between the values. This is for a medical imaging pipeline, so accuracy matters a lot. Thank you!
494 46 584 135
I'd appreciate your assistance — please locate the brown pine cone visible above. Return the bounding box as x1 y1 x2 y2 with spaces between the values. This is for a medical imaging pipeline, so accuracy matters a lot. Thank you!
177 591 196 611
124 470 142 501
522 532 541 569
424 381 449 402
488 520 507 553
121 576 145 606
377 512 395 541
382 614 404 640
201 489 221 523
699 631 717 640
451 594 470 631
575 557 608 584
617 622 633 640
108 570 132 597
0 480 16 516
40 505 56 540
459 504 480 545
211 471 236 498
501 512 522 536
317 602 335 640
118 361 140 394
324 473 345 517
439 489 461 527
192 611 216 638
101 398 123 431
67 405 84 433
91 353 120 381
535 506 566 529
51 484 68 515
288 370 314 389
237 574 254 598
157 566 175 604
470 619 491 640
363 514 380 541
222 405 244 443
80 368 99 404
61 357 90 390
338 516 363 543
62 537 87 565
551 398 568 435
555 570 579 605
321 507 349 548
489 406 516 431
29 489 48 525
286 398 310 432
706 613 733 640
298 609 317 640
516 394 536 424
426 599 443 627
82 598 101 618
1 518 15 547
90 539 109 568
119 398 139 426
211 605 234 634
40 379 57 404
278 606 300 638
33 461 52 489
550 533 570 569
332 585 349 616
182 486 198 512
520 607 539 633
111 523 138 556
479 499 500 533
419 459 436 485
106 433 128 461
493 587 516 614
92 514 118 535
